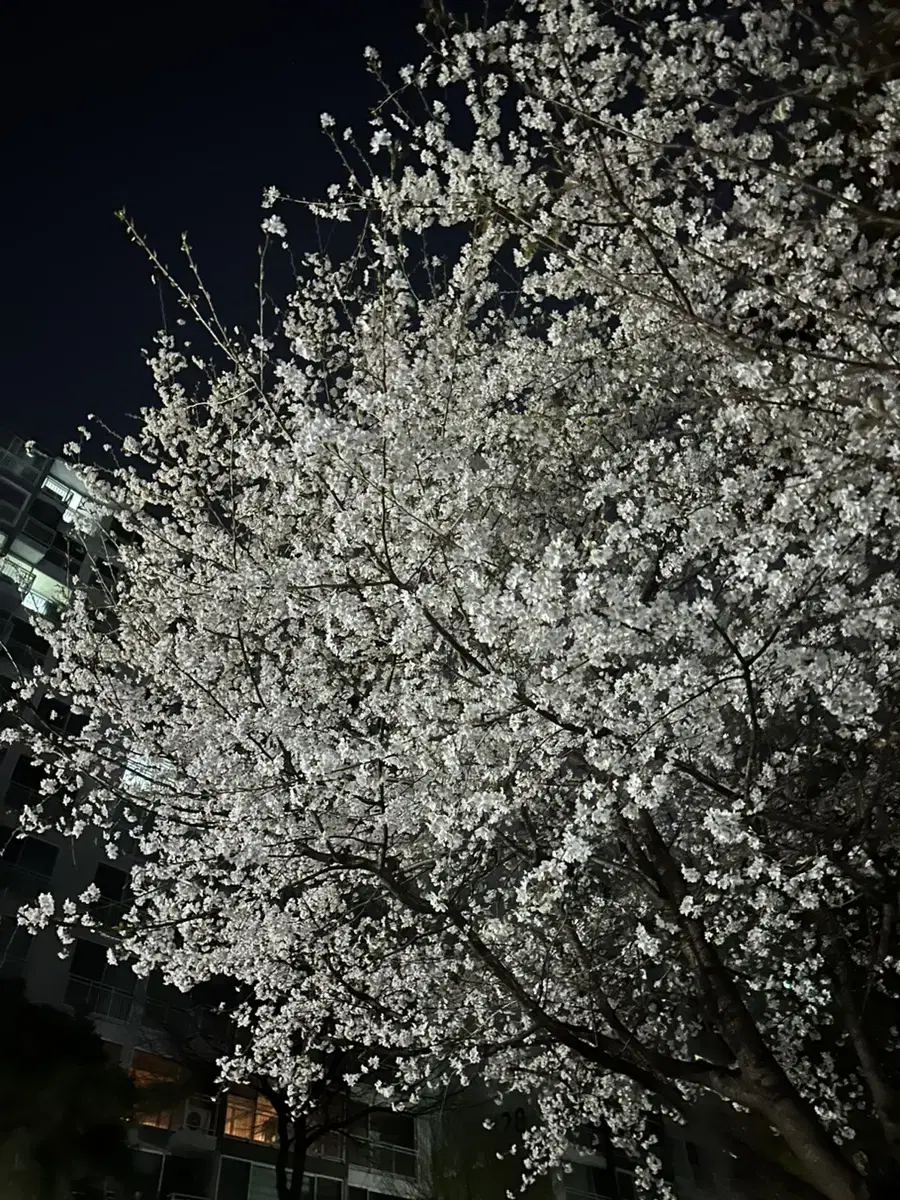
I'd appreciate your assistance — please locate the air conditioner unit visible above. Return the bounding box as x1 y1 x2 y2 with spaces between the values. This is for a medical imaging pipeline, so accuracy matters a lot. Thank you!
182 1102 212 1133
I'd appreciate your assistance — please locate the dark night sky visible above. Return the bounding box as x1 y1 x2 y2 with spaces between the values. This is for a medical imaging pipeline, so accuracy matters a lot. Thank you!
1 0 455 455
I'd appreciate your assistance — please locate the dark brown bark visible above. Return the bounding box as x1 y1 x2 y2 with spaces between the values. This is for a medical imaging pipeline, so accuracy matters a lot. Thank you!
631 811 870 1200
273 1099 307 1200
826 938 900 1153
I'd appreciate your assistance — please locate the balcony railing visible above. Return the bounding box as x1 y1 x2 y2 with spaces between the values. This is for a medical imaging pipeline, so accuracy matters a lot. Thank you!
350 1140 417 1178
141 995 233 1047
0 443 45 488
65 975 137 1023
0 556 61 618
89 896 129 929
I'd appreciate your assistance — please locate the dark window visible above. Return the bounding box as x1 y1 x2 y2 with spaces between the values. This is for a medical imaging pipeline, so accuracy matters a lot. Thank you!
0 915 31 978
0 680 15 731
10 754 45 788
66 938 137 1021
36 696 88 737
217 1158 251 1200
0 478 28 527
28 494 66 531
2 614 49 670
367 1109 416 1150
615 1169 636 1200
5 756 41 809
0 831 57 877
159 1150 212 1198
348 1106 417 1177
312 1180 342 1200
41 532 86 574
132 1150 164 1196
563 1164 615 1198
94 862 128 902
71 938 107 982
69 937 136 993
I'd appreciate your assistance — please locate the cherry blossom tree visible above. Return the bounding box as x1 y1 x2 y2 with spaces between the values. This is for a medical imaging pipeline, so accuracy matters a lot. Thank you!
10 2 900 1198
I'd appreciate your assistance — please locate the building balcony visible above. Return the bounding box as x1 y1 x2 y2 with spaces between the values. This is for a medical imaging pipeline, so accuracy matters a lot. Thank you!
0 437 47 489
88 896 129 930
64 974 137 1024
347 1136 417 1179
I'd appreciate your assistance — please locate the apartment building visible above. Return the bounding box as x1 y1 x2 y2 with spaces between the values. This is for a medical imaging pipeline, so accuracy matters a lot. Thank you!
0 431 743 1200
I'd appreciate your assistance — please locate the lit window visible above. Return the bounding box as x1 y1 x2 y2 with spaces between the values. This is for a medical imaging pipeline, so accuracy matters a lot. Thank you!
131 1050 188 1130
224 1090 278 1144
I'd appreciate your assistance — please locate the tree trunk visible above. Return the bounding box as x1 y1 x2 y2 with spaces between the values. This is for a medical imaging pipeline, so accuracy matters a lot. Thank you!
758 1089 869 1200
269 1098 310 1200
632 813 871 1200
289 1115 307 1200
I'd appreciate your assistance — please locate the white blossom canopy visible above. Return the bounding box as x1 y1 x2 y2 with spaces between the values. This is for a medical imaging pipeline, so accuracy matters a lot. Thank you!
11 2 900 1197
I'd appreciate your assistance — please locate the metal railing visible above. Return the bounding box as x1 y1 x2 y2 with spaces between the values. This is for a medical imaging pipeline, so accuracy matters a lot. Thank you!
351 1139 417 1178
89 896 129 928
0 443 45 487
65 975 137 1023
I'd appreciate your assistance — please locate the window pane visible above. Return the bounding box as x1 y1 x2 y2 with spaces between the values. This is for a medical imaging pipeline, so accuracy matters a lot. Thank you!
224 1095 257 1141
246 1164 318 1200
14 836 58 876
0 915 30 977
315 1180 342 1200
615 1169 636 1200
217 1158 251 1200
368 1110 415 1149
310 1128 343 1161
133 1150 164 1194
70 937 106 981
253 1095 278 1144
564 1164 616 1199
94 862 128 901
131 1050 184 1130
